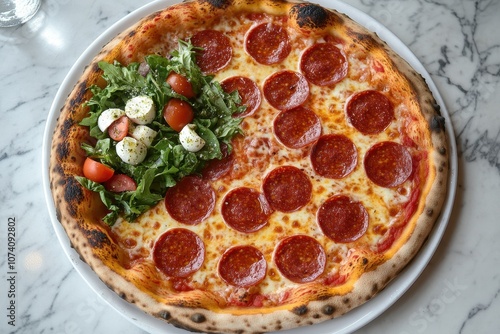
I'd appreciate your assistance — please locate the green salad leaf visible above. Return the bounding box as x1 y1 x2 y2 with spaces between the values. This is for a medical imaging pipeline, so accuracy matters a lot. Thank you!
77 40 244 225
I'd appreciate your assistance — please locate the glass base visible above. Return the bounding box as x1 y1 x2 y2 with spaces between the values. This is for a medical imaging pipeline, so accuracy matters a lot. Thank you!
0 0 41 28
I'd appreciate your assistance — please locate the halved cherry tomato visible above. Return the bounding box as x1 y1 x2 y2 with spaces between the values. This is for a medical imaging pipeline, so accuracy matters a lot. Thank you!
83 158 114 183
104 174 137 192
163 98 194 132
108 116 130 141
167 72 195 99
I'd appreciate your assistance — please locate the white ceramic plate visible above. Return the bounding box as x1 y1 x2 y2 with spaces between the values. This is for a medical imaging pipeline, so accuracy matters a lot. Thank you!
42 1 458 333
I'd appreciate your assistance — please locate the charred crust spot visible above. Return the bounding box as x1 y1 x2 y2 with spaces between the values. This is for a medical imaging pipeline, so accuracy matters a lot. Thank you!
90 61 101 73
60 118 74 138
85 62 102 82
68 81 88 111
84 229 111 249
119 292 126 299
157 310 171 320
190 313 206 323
55 164 65 177
317 293 332 301
372 283 379 294
64 177 84 216
433 102 442 115
430 115 446 132
56 142 70 160
290 3 334 29
343 297 350 304
348 30 376 48
321 305 335 316
274 323 283 331
426 208 434 216
127 29 136 38
313 313 321 319
362 257 368 265
438 146 447 155
292 305 308 316
201 0 231 9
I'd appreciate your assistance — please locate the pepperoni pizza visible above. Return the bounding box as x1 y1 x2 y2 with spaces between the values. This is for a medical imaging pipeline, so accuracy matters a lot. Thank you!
48 0 449 333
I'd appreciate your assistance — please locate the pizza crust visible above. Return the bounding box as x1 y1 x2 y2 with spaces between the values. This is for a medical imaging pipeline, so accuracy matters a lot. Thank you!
48 0 448 333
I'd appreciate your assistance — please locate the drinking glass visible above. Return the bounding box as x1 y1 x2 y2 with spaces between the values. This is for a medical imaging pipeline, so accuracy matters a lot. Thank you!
0 0 41 27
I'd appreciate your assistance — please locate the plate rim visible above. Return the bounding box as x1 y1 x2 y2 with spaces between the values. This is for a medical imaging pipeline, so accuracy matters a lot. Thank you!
42 1 458 333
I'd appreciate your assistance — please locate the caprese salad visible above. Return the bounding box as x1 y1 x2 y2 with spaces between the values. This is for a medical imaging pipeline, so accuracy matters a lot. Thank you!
75 40 244 225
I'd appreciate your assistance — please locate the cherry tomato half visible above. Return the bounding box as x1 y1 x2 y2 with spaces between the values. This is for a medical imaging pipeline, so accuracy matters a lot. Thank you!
108 116 130 141
167 72 195 99
83 158 114 183
104 174 137 192
163 98 194 132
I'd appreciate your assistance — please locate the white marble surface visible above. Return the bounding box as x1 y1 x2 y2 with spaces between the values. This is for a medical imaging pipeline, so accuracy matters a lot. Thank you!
1 0 499 333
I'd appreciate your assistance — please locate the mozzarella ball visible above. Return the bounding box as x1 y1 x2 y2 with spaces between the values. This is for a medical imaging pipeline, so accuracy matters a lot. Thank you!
97 108 125 132
125 95 156 124
129 125 158 147
116 137 147 165
179 124 206 152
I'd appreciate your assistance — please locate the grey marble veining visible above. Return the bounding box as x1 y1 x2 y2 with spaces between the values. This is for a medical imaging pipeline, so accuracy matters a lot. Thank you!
1 0 499 333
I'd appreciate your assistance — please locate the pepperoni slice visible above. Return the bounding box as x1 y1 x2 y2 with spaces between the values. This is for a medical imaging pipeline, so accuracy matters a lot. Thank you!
245 23 291 65
263 70 309 111
191 29 232 73
153 228 205 278
310 134 358 179
262 166 312 212
202 143 234 180
222 187 271 233
317 195 369 243
218 246 267 287
273 106 322 149
164 176 215 224
274 235 326 283
346 90 394 135
364 141 413 188
221 76 262 117
300 43 348 86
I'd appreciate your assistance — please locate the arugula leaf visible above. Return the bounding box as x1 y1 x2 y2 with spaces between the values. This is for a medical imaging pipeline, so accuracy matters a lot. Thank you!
77 40 243 225
75 170 163 225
